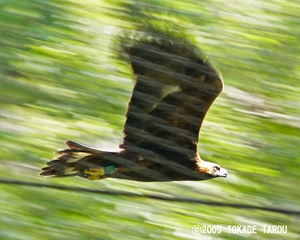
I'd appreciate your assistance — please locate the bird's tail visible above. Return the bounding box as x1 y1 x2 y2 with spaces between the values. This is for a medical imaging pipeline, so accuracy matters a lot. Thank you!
39 141 115 180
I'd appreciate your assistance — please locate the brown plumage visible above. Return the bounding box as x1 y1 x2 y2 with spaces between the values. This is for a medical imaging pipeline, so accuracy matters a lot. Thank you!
39 24 227 181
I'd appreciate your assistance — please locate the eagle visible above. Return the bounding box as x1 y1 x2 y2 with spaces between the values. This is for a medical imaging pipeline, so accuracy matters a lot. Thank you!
39 24 227 182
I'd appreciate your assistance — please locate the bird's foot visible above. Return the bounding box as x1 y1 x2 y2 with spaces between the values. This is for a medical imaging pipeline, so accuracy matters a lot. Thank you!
78 166 116 180
78 167 105 180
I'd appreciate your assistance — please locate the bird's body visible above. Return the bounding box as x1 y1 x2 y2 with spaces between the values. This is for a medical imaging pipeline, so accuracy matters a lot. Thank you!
39 24 227 182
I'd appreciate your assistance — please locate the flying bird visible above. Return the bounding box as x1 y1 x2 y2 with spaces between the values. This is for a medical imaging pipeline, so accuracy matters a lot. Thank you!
39 24 227 181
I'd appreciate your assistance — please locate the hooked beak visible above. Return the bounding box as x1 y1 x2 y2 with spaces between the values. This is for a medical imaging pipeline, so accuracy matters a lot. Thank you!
218 167 228 178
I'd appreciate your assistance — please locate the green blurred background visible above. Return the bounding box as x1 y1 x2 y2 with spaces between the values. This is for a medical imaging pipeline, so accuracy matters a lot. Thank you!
0 0 299 239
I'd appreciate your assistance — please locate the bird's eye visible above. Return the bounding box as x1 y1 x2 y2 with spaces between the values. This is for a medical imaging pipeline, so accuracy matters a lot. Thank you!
215 166 220 171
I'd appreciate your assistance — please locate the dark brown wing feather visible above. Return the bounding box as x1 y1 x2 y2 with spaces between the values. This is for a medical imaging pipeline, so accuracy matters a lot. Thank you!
121 33 223 164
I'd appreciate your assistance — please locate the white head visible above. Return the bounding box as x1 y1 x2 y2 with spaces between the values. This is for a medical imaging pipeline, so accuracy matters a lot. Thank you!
197 160 227 178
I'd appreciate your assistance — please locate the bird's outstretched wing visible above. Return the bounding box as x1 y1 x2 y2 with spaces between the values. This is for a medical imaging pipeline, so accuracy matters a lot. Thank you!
121 29 223 164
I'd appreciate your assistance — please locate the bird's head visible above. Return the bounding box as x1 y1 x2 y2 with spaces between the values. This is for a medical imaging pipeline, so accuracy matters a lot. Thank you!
196 160 227 178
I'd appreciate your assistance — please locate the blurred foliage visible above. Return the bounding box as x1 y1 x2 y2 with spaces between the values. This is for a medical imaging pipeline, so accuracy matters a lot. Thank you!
0 0 300 239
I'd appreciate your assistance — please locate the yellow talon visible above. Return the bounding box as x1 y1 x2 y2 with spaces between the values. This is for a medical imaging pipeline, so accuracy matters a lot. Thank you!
84 167 105 176
87 175 101 180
